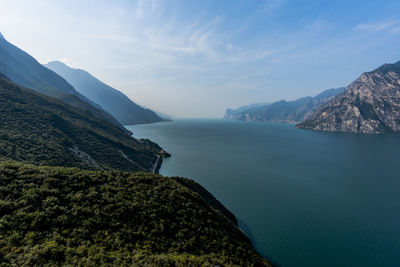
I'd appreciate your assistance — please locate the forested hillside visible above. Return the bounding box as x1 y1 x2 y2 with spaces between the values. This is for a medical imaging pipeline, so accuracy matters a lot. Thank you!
0 162 271 266
0 74 165 172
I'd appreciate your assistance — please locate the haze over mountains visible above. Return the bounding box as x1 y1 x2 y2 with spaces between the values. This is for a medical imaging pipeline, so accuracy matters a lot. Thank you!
225 60 400 134
45 61 165 125
225 87 344 123
224 102 270 120
298 61 400 133
1 0 400 265
0 33 127 131
0 25 399 266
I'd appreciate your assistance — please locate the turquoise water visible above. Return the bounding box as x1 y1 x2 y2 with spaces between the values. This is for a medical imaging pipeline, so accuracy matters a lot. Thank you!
127 119 400 267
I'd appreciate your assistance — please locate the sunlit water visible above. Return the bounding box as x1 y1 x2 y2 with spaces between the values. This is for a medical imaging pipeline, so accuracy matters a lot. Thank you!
127 119 400 267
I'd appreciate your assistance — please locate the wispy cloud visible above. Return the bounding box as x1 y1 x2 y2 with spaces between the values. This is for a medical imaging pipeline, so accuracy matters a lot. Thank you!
354 21 397 32
389 27 400 34
262 0 286 13
2 0 399 117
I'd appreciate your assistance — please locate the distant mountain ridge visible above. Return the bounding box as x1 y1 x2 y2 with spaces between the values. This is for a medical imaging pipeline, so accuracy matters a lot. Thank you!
224 102 270 120
45 61 165 125
0 33 125 131
225 87 344 123
298 61 400 133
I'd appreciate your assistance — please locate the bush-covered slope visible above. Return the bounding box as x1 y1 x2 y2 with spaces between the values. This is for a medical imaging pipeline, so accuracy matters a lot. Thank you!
0 74 165 172
0 162 271 266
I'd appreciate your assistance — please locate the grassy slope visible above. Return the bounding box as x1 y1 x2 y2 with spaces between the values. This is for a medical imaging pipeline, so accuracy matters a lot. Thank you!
0 162 270 267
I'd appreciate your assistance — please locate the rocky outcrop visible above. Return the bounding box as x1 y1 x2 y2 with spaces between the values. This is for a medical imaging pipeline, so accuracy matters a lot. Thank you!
224 102 270 120
69 145 100 168
297 61 400 133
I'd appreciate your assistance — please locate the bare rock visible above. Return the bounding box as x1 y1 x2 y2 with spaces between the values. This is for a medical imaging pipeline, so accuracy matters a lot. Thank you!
297 61 400 133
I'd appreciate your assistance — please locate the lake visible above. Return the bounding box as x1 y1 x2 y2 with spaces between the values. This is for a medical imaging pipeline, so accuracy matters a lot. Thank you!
127 119 400 267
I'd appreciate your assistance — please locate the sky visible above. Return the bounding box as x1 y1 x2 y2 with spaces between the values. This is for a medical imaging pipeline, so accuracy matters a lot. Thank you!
1 0 400 118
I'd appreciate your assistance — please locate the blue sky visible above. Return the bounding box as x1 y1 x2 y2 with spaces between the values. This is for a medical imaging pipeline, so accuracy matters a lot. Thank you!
1 0 400 117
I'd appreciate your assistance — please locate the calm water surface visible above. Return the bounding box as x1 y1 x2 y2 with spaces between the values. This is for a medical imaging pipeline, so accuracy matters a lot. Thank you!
127 119 400 267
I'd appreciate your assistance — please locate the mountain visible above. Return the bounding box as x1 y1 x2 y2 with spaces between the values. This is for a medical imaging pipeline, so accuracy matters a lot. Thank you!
136 103 175 121
225 87 344 123
0 73 270 267
298 61 400 133
0 73 169 172
154 110 175 120
0 162 271 266
45 61 165 125
224 102 270 120
0 33 124 131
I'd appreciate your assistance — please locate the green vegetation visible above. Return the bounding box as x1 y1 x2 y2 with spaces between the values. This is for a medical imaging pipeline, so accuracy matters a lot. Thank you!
0 73 269 266
0 162 270 266
0 74 163 172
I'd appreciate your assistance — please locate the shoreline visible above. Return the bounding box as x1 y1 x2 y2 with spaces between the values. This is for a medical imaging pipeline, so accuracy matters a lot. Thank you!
151 155 162 174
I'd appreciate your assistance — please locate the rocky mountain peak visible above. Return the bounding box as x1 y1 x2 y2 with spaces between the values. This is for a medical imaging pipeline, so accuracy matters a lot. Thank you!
297 60 400 133
368 60 400 76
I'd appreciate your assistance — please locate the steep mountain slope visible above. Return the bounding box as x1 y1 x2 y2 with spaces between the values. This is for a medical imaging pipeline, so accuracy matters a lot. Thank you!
0 74 168 172
298 61 400 133
45 61 165 125
0 33 123 130
0 73 271 266
0 162 271 266
226 88 344 123
154 110 174 120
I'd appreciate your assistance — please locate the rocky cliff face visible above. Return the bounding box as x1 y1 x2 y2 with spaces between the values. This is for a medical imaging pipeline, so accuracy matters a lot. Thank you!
224 102 270 120
297 61 400 133
225 88 343 123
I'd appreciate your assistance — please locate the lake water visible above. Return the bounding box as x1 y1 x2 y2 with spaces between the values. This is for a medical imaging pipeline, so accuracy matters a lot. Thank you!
127 119 400 267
